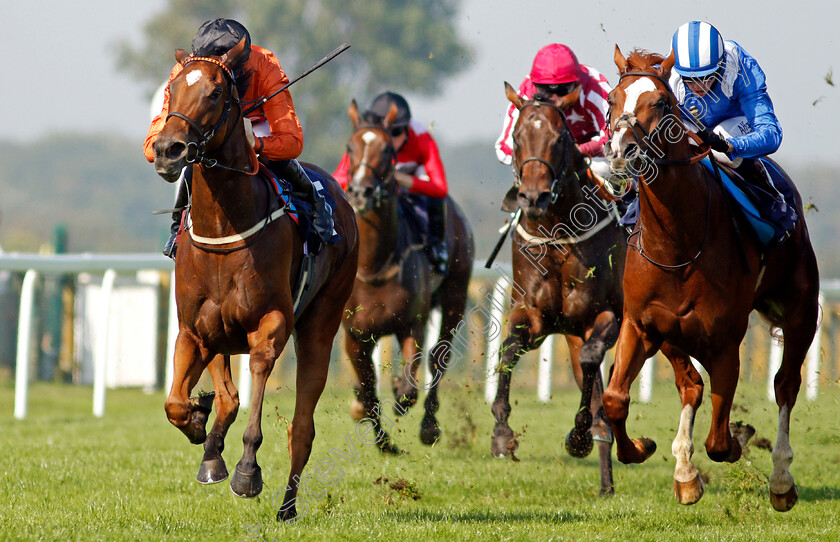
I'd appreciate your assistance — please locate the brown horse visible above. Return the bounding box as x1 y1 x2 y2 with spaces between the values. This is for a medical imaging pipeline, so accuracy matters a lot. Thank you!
602 46 819 511
489 83 625 495
151 40 358 521
341 100 474 452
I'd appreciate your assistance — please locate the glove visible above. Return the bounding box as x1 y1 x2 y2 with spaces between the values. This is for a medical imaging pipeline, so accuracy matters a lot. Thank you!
394 171 414 188
697 129 733 154
243 117 256 148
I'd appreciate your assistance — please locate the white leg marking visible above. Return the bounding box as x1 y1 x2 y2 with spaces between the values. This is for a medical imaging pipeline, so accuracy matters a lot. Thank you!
672 404 698 483
770 404 795 494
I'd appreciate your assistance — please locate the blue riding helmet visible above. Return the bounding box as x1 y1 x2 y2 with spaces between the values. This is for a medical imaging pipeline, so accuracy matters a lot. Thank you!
672 21 725 78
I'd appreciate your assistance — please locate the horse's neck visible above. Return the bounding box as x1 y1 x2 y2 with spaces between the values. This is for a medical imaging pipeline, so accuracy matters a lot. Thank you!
357 200 400 271
638 157 709 250
191 166 263 237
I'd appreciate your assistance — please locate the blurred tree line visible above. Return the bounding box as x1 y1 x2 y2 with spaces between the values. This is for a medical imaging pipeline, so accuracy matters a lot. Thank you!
116 0 472 165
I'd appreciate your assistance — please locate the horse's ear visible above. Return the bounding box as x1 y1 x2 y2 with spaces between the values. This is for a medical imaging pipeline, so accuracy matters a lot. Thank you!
383 103 398 129
221 37 248 69
175 49 191 66
504 81 524 110
348 99 360 128
614 44 628 74
658 50 676 79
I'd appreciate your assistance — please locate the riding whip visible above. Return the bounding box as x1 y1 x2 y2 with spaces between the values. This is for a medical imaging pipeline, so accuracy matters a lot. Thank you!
484 208 522 268
242 43 351 116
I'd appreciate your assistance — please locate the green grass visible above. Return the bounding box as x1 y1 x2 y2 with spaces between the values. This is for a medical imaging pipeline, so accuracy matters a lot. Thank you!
2 378 840 541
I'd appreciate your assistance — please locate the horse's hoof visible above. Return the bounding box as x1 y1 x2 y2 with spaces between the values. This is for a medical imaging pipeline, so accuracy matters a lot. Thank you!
634 437 657 462
349 399 365 422
420 421 441 446
565 428 594 458
770 483 798 512
378 439 403 455
230 466 263 498
599 486 615 497
277 504 296 523
197 457 228 484
674 474 705 505
491 426 518 458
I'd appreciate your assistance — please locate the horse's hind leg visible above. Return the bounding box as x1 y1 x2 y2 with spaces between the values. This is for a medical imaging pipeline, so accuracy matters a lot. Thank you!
660 343 705 505
197 354 239 484
704 340 752 464
230 310 291 499
602 318 660 464
490 309 537 458
346 333 401 455
164 331 215 445
768 293 818 512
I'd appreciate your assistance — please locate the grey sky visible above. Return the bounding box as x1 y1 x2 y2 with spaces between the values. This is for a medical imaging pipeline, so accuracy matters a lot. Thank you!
4 0 838 167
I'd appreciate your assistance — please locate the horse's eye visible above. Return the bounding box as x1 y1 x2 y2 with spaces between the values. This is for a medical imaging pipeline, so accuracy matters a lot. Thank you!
656 98 667 108
209 89 222 101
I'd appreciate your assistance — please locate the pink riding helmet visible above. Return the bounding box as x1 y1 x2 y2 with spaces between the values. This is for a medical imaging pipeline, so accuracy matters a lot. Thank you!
529 44 581 84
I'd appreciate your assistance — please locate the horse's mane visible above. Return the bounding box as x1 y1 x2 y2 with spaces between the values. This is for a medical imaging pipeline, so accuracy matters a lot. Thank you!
622 49 665 75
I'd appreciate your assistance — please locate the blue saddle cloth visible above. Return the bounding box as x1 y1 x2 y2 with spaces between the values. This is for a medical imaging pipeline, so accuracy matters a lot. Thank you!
700 158 798 248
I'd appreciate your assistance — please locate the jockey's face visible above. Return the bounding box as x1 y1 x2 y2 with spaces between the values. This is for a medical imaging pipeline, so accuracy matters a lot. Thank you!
684 72 719 98
390 126 408 151
534 82 581 111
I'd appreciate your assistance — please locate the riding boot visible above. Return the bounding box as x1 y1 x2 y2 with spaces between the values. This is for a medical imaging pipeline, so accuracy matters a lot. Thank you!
163 173 191 260
736 158 776 194
427 197 449 274
281 159 334 244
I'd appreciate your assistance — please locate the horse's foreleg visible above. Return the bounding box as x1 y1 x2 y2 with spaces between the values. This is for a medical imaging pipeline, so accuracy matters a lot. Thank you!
490 310 536 458
661 343 705 505
164 331 214 445
197 354 239 484
566 311 619 461
602 318 660 464
393 326 425 414
346 333 400 455
230 311 290 499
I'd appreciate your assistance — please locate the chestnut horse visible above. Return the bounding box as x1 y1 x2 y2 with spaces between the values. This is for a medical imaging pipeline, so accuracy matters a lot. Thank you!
151 40 358 521
341 100 474 452
490 83 624 495
603 46 819 511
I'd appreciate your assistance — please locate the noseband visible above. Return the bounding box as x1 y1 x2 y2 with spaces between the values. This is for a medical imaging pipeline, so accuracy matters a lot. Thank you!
514 100 587 203
347 127 397 209
166 56 252 174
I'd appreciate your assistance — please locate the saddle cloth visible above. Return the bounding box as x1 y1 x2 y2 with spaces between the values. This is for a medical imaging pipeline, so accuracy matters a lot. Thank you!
700 157 798 248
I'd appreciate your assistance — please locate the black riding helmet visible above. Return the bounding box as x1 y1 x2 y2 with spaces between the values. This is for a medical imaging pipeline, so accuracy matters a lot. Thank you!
364 91 411 128
192 18 251 57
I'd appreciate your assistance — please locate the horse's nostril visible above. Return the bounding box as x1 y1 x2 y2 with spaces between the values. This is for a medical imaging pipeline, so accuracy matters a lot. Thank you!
167 142 186 160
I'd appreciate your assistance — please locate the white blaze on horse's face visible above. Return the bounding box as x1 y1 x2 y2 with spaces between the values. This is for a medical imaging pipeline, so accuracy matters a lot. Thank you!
609 77 657 156
186 69 203 87
353 130 379 182
533 119 543 130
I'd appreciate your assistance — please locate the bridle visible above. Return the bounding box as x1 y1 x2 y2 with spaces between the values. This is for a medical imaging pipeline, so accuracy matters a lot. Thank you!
609 69 712 269
166 56 254 175
513 100 590 203
346 126 398 210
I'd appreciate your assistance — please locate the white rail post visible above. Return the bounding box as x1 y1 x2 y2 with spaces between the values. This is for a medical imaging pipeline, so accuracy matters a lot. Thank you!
372 342 383 394
537 336 554 402
93 269 116 417
14 270 39 419
806 292 824 401
485 279 509 403
423 308 442 389
165 270 177 394
238 354 252 409
768 332 784 401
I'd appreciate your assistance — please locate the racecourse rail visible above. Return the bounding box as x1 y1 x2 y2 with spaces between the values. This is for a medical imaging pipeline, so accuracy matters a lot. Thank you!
2 252 837 420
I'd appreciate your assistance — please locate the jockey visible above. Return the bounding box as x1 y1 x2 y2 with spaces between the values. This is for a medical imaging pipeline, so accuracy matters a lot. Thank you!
669 21 782 183
144 18 333 259
333 91 450 274
495 43 613 180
